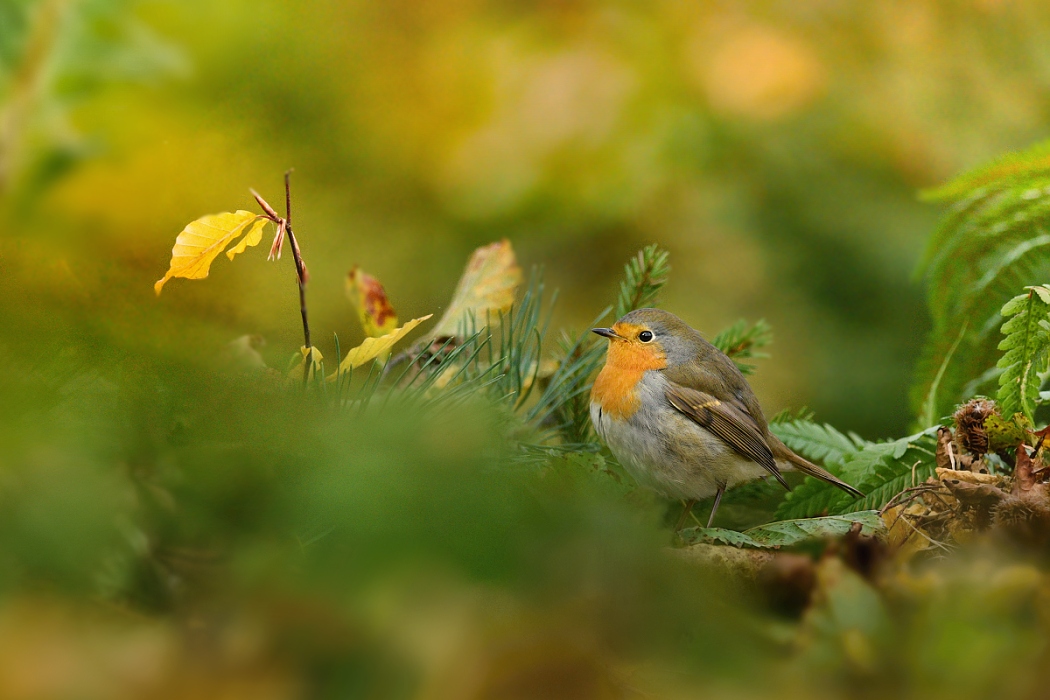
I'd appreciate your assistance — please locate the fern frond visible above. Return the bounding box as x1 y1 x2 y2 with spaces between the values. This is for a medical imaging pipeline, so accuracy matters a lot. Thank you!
912 138 1050 420
775 429 938 519
770 419 865 465
615 244 670 318
841 430 939 513
996 285 1050 422
712 319 772 375
918 320 968 429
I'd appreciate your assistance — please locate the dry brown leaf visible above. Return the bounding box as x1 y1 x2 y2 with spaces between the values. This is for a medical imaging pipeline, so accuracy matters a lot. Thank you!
883 504 932 562
347 267 398 338
1014 445 1048 492
935 426 956 471
933 468 1000 485
430 240 522 339
154 211 268 294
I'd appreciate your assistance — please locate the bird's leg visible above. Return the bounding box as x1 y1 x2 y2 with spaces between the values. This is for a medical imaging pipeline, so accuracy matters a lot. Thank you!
706 484 726 528
674 499 697 531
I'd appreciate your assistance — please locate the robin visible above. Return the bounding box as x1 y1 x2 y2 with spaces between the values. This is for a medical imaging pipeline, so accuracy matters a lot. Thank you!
590 308 862 530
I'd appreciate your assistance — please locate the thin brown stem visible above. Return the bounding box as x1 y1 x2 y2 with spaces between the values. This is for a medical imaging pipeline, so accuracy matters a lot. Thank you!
283 171 311 386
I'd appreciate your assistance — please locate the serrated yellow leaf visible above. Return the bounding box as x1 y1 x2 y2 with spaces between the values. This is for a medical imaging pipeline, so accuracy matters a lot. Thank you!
430 240 522 338
328 315 433 380
154 211 265 295
347 267 398 337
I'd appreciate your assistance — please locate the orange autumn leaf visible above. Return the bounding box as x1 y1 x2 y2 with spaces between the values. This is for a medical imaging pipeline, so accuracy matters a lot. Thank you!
430 240 522 338
154 211 268 294
347 267 398 338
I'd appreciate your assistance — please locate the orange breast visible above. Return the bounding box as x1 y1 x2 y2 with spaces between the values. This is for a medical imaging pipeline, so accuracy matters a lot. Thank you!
590 340 667 420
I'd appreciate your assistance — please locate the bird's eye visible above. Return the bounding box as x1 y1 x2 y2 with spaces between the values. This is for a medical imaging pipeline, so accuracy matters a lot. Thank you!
638 330 653 343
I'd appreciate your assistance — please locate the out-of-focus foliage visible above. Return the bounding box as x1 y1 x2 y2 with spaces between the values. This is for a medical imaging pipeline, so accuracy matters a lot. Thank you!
0 0 182 201
683 510 884 549
11 1 1050 697
11 0 1050 436
915 140 1050 423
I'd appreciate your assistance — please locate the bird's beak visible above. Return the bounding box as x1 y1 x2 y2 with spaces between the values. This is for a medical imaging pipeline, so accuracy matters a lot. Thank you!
591 327 621 340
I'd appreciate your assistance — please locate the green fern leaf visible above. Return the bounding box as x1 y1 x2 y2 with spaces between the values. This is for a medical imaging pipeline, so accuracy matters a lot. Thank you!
913 137 1050 420
843 461 937 514
996 285 1050 422
774 477 855 520
771 419 868 520
770 419 864 465
842 431 939 512
775 429 937 518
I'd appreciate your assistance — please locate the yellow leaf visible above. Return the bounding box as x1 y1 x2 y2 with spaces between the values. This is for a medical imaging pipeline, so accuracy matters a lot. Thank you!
329 315 433 380
430 240 522 338
154 211 265 295
346 267 398 337
288 346 324 382
226 217 269 261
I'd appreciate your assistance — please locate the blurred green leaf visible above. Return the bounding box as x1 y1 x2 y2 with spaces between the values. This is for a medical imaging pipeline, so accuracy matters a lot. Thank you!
681 510 884 549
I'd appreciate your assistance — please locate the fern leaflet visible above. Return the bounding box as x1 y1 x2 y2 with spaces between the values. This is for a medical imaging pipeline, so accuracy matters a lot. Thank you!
996 285 1050 422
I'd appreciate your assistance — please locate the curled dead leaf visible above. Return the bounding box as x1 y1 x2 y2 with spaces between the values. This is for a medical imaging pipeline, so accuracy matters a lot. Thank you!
933 468 1000 486
935 426 959 471
1013 445 1048 492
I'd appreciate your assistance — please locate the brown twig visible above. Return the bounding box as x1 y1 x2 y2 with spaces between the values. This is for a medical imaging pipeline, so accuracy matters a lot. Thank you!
880 482 944 515
251 172 312 386
283 171 312 385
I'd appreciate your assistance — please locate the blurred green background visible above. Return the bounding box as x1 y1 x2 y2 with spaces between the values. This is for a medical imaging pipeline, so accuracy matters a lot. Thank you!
8 0 1050 437
7 2 1050 698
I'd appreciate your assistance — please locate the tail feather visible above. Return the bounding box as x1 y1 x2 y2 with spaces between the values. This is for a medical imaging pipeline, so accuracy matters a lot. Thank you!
768 435 864 499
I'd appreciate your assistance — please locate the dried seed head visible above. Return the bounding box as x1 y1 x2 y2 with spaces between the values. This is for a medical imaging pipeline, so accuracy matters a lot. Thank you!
993 490 1050 547
953 398 997 456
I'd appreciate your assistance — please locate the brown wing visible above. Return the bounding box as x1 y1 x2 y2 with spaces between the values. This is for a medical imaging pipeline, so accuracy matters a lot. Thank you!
665 383 789 490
